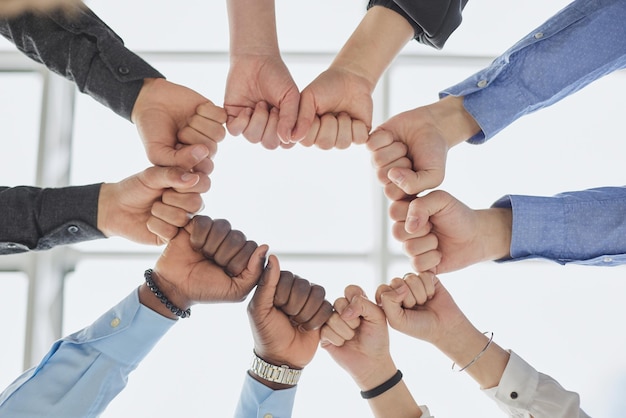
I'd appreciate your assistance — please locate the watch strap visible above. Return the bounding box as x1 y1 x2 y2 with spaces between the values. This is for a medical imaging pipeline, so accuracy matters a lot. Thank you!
250 352 302 386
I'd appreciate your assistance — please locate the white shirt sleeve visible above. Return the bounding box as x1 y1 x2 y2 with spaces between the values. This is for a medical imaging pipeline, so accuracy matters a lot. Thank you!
482 350 590 418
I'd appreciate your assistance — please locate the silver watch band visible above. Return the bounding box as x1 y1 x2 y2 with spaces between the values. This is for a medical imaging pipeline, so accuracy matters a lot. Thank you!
250 352 302 385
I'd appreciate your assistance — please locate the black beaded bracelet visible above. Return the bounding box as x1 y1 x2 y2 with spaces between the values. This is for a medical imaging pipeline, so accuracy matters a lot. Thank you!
144 269 191 319
360 370 403 399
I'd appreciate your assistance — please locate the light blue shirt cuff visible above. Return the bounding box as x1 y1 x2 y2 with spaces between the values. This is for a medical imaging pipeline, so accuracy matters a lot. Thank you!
234 372 297 418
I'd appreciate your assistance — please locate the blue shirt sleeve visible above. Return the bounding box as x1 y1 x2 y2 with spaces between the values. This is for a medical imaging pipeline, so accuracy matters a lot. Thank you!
234 372 297 418
492 186 626 266
0 287 175 418
440 0 626 143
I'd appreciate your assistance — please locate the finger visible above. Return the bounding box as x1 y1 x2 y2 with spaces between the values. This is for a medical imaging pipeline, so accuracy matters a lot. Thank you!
213 229 248 269
202 219 232 258
155 144 211 172
177 125 220 157
243 101 270 145
352 119 369 145
315 113 338 150
387 165 443 197
188 215 213 250
238 244 269 295
320 311 355 345
335 112 352 150
196 101 228 124
281 276 312 316
297 300 333 331
366 129 394 152
405 190 454 234
389 277 417 308
378 284 410 329
226 240 259 277
299 116 320 148
276 88 301 144
333 297 360 330
260 107 281 150
249 254 280 314
384 183 411 202
410 251 442 274
404 272 429 305
151 201 192 228
403 234 439 258
139 166 201 191
291 89 317 142
342 292 385 324
162 190 204 214
370 142 409 178
184 115 226 144
146 216 178 245
392 221 431 241
290 284 328 329
226 107 253 137
417 271 437 300
189 158 215 177
274 270 295 307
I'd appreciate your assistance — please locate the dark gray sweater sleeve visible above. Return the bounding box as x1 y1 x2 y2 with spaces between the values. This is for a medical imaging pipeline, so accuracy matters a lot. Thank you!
0 5 164 120
0 184 105 254
367 0 468 49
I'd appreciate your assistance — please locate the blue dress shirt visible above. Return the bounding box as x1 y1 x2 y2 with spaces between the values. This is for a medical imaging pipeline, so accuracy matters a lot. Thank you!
493 187 626 266
0 288 175 418
441 0 626 144
234 374 297 417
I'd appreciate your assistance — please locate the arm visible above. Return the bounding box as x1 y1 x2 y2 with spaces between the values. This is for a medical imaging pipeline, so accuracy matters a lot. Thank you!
368 0 626 199
0 166 209 254
0 214 267 416
321 285 428 418
367 0 468 49
0 6 227 171
385 187 626 274
235 254 333 417
224 0 300 149
377 272 590 417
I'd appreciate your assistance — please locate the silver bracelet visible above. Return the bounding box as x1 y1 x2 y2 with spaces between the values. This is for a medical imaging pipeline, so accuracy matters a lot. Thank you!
451 331 493 372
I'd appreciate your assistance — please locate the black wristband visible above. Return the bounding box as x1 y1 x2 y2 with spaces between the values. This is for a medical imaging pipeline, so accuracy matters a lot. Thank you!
144 268 191 318
360 370 403 399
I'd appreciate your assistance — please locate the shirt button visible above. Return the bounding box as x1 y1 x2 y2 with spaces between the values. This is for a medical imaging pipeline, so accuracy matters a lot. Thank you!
603 257 613 263
7 243 17 249
510 391 518 399
110 318 121 328
263 414 273 418
67 225 79 234
477 79 488 88
118 66 130 75
534 32 544 39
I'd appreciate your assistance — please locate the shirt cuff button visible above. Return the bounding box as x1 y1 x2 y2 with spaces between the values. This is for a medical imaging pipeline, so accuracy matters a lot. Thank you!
510 391 518 399
118 66 130 75
67 225 79 234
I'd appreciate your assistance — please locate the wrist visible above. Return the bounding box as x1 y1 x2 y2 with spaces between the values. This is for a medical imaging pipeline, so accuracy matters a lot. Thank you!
427 96 482 148
96 183 114 238
480 208 513 261
142 269 192 320
352 358 398 391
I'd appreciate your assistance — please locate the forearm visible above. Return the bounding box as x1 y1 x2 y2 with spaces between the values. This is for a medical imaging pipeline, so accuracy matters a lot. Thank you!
493 186 626 265
331 6 413 92
0 4 163 120
0 184 104 254
227 0 279 56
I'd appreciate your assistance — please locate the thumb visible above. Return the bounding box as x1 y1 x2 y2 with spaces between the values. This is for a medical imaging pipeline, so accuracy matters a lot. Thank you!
386 166 429 196
378 284 410 330
341 292 384 325
249 254 280 314
276 89 301 144
405 190 454 234
291 89 317 142
147 142 210 172
139 166 200 190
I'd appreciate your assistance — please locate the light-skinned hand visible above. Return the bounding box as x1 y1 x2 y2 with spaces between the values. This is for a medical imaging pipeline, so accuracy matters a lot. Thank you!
132 78 227 174
97 166 209 246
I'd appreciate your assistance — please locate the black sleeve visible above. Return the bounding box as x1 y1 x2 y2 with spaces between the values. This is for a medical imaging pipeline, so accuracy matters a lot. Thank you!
367 0 469 49
0 4 164 120
0 184 106 254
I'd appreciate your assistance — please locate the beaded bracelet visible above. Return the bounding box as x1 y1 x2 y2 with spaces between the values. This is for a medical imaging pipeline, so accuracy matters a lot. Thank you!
144 269 191 319
360 370 403 399
451 331 493 372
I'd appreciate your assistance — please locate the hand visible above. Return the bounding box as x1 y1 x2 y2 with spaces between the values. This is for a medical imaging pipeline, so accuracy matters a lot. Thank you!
132 78 227 174
320 285 396 390
248 255 332 372
224 54 300 149
389 191 512 273
292 67 372 149
375 272 467 346
152 215 268 311
367 96 481 214
97 166 210 246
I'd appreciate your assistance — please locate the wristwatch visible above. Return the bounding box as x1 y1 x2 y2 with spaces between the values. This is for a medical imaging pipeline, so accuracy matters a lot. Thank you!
250 352 302 385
